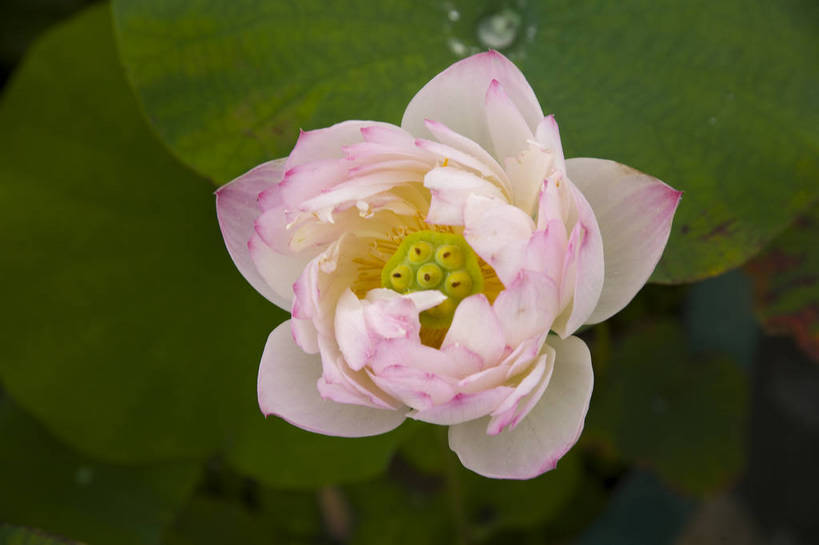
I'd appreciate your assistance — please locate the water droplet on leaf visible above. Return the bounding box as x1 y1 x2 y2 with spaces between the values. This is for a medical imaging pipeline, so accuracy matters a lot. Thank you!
477 8 523 49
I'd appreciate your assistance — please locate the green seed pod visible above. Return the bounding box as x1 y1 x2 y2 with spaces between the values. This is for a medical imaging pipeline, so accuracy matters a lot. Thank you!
445 270 473 298
435 244 464 270
407 241 434 264
389 264 413 291
416 263 443 289
379 230 485 329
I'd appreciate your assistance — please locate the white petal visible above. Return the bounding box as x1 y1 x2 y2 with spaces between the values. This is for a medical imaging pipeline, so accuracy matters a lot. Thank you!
402 51 543 153
425 166 506 225
566 158 682 324
258 321 406 437
485 79 534 163
448 335 593 479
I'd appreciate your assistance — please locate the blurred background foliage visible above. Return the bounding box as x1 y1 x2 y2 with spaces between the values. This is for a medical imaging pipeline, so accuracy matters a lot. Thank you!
0 1 816 544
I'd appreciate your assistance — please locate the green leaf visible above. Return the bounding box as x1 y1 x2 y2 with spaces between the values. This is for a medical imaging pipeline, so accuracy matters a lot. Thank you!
111 0 818 283
746 206 819 362
0 4 280 462
0 5 407 487
346 477 453 545
585 321 749 496
162 487 322 545
227 417 417 489
0 397 198 545
0 525 82 545
399 424 581 538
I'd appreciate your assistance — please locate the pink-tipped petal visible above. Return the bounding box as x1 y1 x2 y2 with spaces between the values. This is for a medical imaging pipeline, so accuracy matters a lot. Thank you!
423 119 510 188
535 115 566 174
493 271 559 347
485 79 534 163
402 51 543 153
258 321 406 437
410 387 514 425
285 120 393 170
369 365 457 410
566 158 682 324
504 140 561 217
442 294 506 366
425 166 506 225
487 351 551 435
463 195 534 286
551 181 605 337
334 290 373 371
448 335 593 479
216 159 290 307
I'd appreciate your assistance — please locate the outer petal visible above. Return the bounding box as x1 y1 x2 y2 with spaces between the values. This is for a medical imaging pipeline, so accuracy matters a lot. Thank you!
258 321 406 437
448 335 593 479
402 51 543 154
215 158 302 309
567 158 682 324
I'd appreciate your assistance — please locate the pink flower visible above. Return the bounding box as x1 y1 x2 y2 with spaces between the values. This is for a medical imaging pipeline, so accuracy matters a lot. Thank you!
217 51 681 479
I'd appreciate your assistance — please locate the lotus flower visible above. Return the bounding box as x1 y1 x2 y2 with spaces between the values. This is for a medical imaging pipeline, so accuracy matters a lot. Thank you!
217 51 681 479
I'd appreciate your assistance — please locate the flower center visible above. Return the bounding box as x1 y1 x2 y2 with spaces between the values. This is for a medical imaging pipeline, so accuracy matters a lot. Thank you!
381 230 484 329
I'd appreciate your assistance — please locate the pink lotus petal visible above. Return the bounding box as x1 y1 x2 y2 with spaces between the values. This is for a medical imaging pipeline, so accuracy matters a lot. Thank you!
402 50 543 154
414 138 509 190
423 118 510 189
487 352 548 433
368 337 453 376
425 166 506 225
440 344 486 379
535 115 566 174
216 159 291 307
521 220 568 286
258 321 406 437
457 365 509 394
443 294 506 366
504 140 556 217
500 345 556 431
551 181 605 337
291 317 319 354
493 270 559 347
299 169 424 223
247 233 312 309
410 386 515 425
463 195 534 286
363 294 422 340
369 365 457 410
566 158 682 324
316 332 403 411
285 121 392 170
275 159 351 211
485 79 534 163
448 335 593 479
334 290 373 371
360 124 416 146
